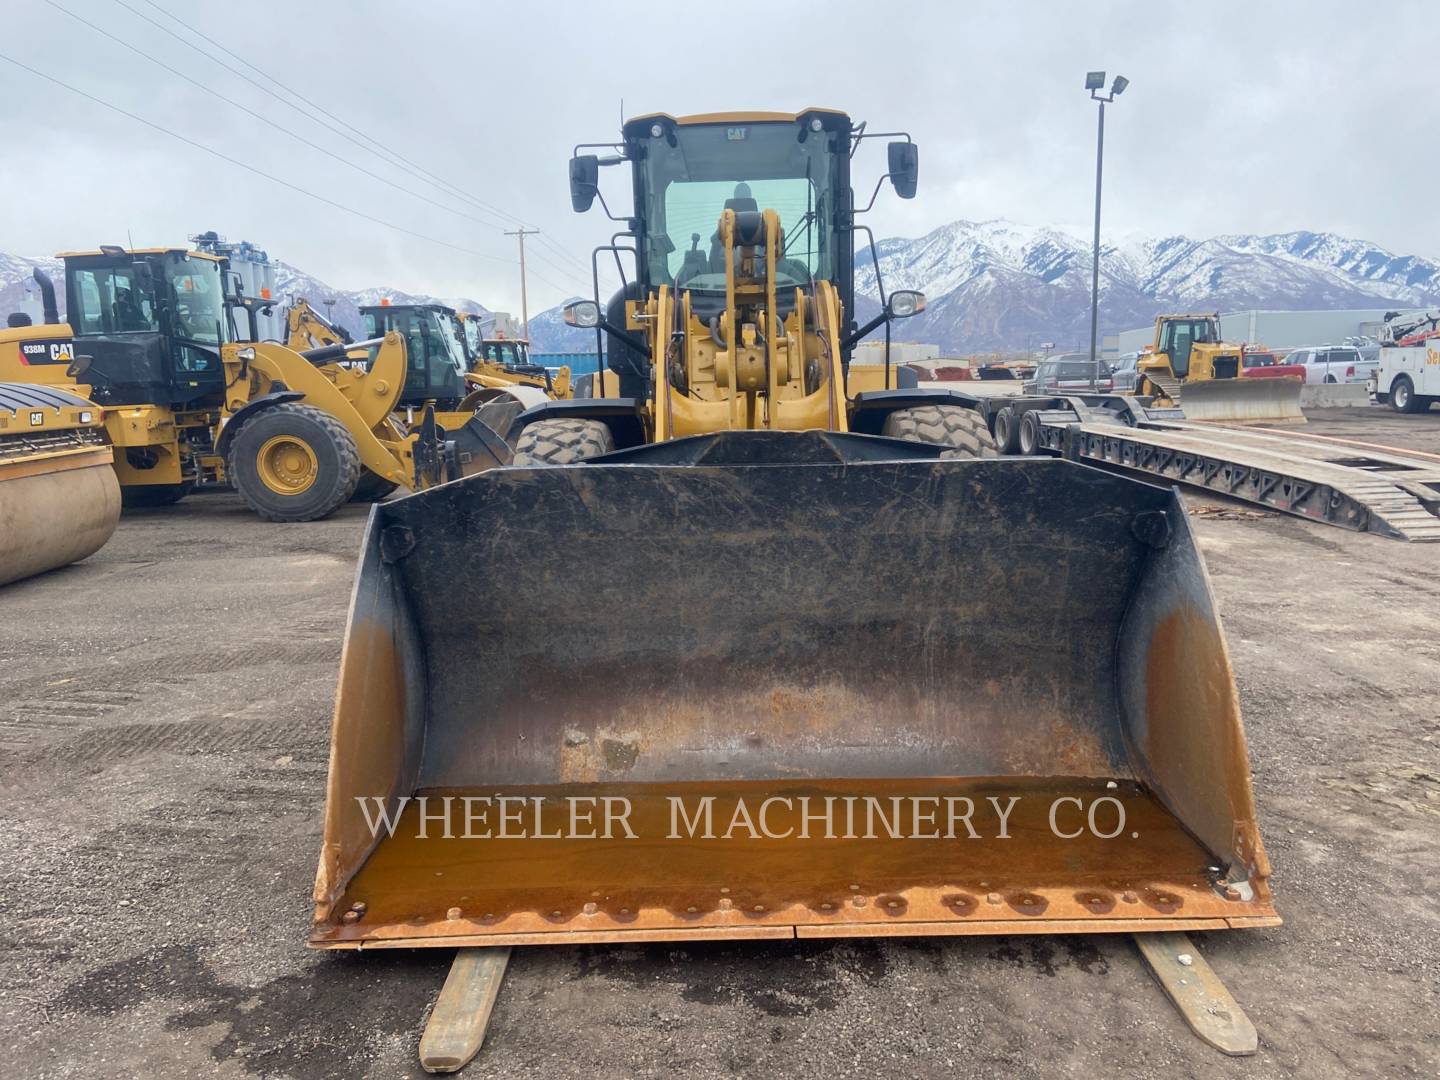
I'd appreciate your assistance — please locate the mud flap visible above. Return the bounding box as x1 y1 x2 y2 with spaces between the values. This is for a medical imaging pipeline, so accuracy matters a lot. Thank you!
312 433 1277 948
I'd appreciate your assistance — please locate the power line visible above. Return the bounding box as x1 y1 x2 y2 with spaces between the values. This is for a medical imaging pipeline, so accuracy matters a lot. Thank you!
45 0 533 244
0 51 517 265
126 0 545 235
119 0 596 289
106 0 516 234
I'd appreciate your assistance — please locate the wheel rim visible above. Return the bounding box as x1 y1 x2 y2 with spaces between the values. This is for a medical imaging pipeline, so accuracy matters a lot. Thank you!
256 435 319 495
1397 382 1410 407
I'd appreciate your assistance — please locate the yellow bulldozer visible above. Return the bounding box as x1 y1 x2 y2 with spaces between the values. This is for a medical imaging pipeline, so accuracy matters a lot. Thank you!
0 249 510 521
312 108 1277 1065
1136 312 1304 423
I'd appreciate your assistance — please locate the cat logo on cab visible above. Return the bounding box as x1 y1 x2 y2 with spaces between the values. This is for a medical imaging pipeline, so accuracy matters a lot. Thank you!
18 340 75 365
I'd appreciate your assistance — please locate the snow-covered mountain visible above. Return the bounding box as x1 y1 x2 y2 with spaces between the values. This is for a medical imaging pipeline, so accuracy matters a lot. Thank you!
852 222 1440 352
0 255 488 342
10 223 1438 353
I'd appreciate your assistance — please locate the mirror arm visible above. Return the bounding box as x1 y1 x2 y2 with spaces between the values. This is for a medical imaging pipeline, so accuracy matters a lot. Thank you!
593 186 630 224
853 174 892 216
841 309 893 352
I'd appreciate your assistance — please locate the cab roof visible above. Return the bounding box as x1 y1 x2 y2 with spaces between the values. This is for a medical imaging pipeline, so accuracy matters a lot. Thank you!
56 247 225 263
623 108 850 135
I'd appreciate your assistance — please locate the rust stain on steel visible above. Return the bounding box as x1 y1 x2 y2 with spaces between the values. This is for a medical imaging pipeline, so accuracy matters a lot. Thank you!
311 776 1278 949
1141 608 1271 893
313 614 414 915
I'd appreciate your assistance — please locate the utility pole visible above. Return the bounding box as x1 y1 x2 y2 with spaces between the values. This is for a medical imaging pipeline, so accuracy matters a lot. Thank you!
505 227 539 339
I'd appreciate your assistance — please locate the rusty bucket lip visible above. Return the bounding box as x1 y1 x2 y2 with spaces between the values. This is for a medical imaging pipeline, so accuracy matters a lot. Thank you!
311 775 1278 950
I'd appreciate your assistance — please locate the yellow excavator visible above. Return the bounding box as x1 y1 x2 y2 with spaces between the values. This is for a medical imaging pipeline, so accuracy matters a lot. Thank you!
0 249 508 521
312 109 1276 1062
1136 313 1304 424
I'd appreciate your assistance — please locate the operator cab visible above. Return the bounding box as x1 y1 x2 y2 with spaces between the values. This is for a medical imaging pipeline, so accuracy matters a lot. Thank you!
61 247 230 407
360 303 468 409
1156 316 1220 379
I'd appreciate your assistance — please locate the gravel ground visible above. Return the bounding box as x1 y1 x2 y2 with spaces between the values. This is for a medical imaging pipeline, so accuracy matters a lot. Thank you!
1 407 1437 1079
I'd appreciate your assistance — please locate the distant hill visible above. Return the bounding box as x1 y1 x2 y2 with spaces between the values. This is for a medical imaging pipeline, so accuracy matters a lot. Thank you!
11 222 1438 354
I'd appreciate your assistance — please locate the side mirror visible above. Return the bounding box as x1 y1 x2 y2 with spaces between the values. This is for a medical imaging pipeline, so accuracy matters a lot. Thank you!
887 142 919 200
67 354 94 380
887 290 926 319
563 300 601 328
569 155 600 213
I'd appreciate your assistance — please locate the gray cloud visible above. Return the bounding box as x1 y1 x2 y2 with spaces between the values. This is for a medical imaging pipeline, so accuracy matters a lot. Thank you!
2 0 1431 313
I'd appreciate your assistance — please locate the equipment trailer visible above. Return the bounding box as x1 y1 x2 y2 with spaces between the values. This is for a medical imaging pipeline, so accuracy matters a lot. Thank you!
968 391 1440 541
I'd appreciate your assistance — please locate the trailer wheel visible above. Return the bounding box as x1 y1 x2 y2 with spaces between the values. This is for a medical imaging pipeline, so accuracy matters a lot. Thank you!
1018 409 1046 455
882 405 996 459
227 403 361 522
1391 376 1423 414
350 469 399 502
992 406 1022 455
512 419 615 465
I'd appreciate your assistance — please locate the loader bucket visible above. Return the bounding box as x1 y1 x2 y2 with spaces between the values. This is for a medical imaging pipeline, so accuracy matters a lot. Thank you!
311 432 1278 949
1179 376 1305 425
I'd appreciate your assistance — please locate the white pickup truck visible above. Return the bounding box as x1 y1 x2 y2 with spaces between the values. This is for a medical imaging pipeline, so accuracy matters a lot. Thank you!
1371 342 1440 413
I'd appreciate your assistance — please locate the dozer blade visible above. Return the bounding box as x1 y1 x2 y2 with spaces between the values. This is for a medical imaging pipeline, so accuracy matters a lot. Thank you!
1178 376 1305 425
311 433 1277 949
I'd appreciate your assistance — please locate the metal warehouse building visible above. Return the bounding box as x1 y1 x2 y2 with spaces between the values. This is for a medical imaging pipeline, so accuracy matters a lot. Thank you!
1114 308 1428 354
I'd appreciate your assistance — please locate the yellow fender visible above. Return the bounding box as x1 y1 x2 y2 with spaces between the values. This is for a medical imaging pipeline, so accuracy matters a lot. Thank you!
227 340 412 486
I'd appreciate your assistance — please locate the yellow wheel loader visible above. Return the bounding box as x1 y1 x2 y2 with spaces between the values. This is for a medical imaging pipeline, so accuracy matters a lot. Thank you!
313 109 1277 1059
1136 313 1304 424
280 297 529 502
458 314 574 402
0 250 504 522
0 382 120 585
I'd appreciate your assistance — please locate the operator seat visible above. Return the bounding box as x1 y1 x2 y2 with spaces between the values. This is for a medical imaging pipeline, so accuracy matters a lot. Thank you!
708 183 761 272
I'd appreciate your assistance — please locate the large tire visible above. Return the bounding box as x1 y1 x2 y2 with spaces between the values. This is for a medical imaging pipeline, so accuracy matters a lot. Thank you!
992 406 1021 455
1391 376 1423 414
226 403 361 522
121 482 191 508
512 419 615 465
350 469 399 503
881 404 996 459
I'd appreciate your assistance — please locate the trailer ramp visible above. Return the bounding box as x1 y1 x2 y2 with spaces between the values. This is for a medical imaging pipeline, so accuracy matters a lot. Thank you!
990 396 1440 541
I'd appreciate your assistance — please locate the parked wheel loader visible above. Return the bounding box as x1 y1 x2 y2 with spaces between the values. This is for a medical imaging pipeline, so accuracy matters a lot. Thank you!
0 249 505 522
1136 313 1304 424
0 382 120 585
313 110 1277 1061
457 311 572 401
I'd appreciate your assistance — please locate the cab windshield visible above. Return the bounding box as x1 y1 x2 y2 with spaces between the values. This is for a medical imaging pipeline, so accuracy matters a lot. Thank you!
637 120 838 292
363 307 468 380
68 254 226 346
480 340 530 367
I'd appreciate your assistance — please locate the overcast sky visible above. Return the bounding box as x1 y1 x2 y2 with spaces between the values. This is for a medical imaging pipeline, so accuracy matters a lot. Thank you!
2 0 1433 314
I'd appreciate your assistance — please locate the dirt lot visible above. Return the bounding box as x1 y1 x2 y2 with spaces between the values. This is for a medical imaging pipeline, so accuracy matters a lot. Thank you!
1 407 1437 1079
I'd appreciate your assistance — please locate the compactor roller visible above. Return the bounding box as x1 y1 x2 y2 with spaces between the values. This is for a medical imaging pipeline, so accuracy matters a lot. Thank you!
0 384 120 586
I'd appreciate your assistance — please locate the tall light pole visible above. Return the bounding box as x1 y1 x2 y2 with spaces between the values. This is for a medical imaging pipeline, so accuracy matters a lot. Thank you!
1085 71 1128 390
